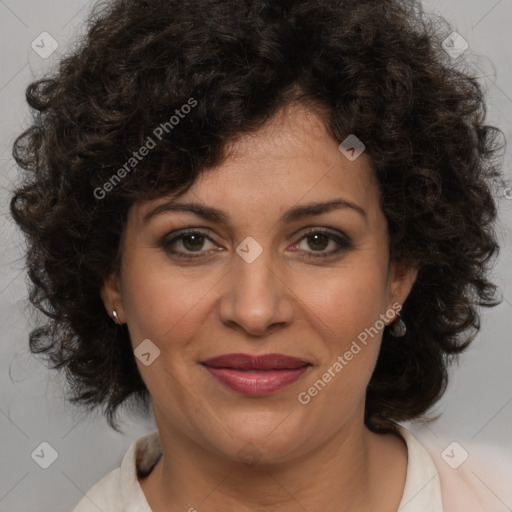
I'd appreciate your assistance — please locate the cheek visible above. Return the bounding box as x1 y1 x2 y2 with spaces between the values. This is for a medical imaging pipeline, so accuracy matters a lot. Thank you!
121 252 218 346
296 260 388 341
120 254 214 412
291 257 388 403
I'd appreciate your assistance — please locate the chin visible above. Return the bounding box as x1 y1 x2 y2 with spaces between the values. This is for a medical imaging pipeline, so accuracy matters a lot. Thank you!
208 412 309 463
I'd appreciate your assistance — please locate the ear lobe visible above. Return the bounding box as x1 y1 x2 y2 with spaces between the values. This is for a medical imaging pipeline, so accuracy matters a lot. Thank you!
100 271 124 321
388 260 418 311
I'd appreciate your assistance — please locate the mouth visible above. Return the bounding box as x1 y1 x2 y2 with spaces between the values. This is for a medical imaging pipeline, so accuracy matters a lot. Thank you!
200 353 312 395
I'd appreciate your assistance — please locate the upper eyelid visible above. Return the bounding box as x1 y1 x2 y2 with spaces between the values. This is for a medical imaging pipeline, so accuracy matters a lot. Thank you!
164 227 350 249
166 226 346 239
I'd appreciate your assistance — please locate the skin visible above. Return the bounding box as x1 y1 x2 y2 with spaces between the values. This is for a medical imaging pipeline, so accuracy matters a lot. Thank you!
101 102 418 512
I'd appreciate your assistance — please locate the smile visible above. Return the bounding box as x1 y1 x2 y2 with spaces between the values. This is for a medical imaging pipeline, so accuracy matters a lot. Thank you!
201 353 312 395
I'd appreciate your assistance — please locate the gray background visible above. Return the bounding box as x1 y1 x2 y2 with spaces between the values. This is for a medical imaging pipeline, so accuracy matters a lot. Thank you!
0 0 511 511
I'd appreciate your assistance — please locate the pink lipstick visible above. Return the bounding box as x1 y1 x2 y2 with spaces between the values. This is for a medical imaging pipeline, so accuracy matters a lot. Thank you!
201 353 311 395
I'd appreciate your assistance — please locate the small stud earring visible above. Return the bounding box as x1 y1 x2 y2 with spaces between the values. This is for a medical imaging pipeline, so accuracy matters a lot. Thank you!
112 309 119 323
389 316 407 337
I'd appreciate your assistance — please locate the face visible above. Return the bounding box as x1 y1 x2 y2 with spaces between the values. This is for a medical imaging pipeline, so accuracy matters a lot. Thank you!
101 103 416 464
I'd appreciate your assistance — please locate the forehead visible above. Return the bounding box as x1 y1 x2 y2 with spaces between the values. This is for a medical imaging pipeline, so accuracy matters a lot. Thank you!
132 103 380 226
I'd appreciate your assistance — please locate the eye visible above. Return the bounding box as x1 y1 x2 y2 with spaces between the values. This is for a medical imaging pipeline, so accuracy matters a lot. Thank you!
291 228 352 259
161 229 218 260
161 227 352 261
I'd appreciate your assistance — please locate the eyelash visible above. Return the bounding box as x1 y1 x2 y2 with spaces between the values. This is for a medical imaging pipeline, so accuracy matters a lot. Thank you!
161 228 352 261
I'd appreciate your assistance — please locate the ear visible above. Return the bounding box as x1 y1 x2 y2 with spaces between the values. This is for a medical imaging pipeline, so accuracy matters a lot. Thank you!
386 259 418 320
100 270 125 324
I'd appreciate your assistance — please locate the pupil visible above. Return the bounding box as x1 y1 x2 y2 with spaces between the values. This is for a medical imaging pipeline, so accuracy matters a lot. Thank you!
181 234 329 252
308 233 328 251
183 234 204 251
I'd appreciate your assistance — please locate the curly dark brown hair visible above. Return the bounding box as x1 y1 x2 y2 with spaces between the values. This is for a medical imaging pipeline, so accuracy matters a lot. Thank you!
9 0 505 433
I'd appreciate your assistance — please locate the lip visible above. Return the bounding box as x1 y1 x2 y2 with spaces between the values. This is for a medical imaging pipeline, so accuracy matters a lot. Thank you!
201 353 311 395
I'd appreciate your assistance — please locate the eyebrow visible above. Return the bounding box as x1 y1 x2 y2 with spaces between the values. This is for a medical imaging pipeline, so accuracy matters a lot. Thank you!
143 198 367 225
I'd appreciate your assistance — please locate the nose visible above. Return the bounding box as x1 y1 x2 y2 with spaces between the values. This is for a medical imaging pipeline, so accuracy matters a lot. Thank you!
217 244 295 337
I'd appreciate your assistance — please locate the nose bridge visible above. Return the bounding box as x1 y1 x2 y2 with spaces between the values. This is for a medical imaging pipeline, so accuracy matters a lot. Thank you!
218 235 293 335
233 235 280 311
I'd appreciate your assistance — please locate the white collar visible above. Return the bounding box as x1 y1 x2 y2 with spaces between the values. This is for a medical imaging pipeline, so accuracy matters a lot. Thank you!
395 424 443 511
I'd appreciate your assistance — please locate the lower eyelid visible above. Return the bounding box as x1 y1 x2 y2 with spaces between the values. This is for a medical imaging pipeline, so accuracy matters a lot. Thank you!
163 230 351 259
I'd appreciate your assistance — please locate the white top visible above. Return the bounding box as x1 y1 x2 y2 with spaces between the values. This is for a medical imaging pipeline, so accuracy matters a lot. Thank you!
71 425 501 512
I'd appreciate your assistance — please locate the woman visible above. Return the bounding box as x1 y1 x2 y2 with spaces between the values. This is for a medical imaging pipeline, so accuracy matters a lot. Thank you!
9 0 507 510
